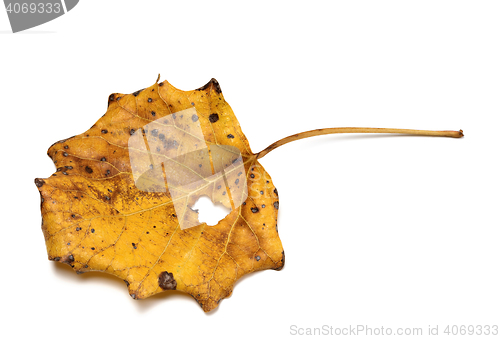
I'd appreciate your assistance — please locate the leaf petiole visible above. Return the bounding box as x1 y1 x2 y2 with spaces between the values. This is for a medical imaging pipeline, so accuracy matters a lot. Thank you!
256 127 464 159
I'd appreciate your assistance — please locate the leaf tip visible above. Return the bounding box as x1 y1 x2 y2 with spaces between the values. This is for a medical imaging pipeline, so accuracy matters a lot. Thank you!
107 93 115 107
34 178 45 188
196 78 222 94
273 251 285 271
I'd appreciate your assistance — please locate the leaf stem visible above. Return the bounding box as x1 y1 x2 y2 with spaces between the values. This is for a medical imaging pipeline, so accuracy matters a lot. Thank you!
255 127 464 159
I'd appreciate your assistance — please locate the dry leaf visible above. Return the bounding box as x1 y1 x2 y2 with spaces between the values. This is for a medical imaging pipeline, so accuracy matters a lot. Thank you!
35 77 462 312
35 78 283 312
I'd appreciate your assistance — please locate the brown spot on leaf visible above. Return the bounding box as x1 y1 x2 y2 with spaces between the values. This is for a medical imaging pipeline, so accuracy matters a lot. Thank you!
209 113 219 123
158 271 177 290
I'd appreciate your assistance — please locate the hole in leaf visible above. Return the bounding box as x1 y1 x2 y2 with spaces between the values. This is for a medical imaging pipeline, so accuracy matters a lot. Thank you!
191 195 231 226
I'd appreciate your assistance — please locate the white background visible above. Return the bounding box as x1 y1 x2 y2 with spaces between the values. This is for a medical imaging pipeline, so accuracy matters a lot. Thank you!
1 1 499 338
